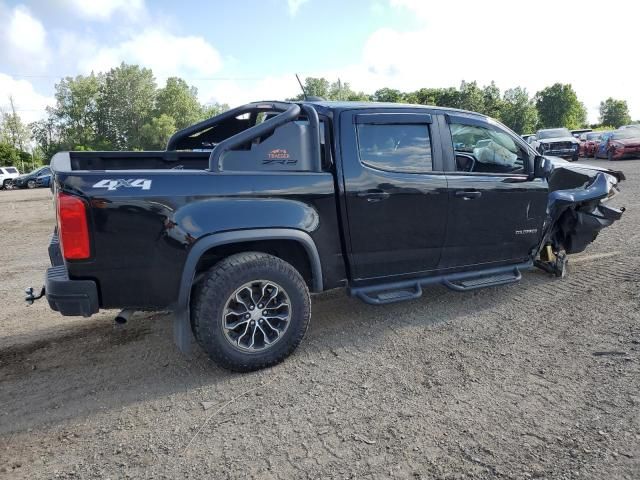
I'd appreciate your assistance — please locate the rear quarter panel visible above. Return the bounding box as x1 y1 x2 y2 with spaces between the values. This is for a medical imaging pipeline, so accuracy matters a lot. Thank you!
56 170 344 309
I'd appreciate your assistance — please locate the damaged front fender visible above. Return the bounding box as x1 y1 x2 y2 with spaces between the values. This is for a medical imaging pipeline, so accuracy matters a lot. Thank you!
538 160 625 262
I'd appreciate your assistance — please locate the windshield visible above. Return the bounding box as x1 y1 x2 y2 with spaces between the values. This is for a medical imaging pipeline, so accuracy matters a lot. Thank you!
586 133 601 140
538 128 572 139
612 130 640 140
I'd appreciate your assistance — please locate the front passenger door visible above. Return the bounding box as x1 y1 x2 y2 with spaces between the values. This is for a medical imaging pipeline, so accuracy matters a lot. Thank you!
440 115 548 269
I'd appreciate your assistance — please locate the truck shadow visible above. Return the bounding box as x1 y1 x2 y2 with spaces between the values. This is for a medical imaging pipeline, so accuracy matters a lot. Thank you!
0 270 553 436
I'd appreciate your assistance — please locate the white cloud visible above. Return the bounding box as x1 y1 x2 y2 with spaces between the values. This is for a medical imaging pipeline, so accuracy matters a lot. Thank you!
78 28 223 79
0 73 55 123
287 0 309 16
201 74 302 108
357 0 640 123
2 5 50 70
61 0 145 22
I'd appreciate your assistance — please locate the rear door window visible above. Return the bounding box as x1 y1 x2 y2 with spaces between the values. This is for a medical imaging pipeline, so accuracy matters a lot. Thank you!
356 123 433 173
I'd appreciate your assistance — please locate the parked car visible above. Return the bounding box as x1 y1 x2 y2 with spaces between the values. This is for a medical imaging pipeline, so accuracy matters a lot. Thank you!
571 128 592 138
29 100 625 372
532 128 580 161
594 129 640 160
618 124 640 130
13 166 52 189
579 132 604 157
0 166 20 189
35 172 52 188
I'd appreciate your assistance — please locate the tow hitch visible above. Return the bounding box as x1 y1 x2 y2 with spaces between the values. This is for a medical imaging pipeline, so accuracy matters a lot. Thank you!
25 286 46 305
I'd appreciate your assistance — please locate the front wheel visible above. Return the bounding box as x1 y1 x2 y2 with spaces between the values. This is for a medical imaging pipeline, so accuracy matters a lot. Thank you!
191 252 311 372
27 179 36 189
607 150 614 161
571 152 579 162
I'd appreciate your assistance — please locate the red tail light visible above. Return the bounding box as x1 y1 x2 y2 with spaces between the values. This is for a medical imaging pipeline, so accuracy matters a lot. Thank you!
57 192 90 260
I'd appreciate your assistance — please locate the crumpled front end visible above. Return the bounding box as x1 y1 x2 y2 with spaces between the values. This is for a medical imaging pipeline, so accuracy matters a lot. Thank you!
535 159 625 275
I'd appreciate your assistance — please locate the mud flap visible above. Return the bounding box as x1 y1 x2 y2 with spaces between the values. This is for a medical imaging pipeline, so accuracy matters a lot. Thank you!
173 308 195 354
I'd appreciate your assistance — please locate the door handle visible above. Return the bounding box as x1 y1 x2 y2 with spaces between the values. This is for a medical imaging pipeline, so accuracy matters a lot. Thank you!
357 190 390 202
455 190 482 200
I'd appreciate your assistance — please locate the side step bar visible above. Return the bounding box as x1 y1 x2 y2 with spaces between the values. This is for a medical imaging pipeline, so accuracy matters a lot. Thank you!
350 262 532 305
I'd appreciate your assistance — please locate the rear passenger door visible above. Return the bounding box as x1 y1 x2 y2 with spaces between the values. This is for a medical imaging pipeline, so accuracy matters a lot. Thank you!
339 110 448 280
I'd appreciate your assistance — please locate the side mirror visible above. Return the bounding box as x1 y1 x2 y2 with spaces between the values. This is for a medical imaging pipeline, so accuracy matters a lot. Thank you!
530 155 545 180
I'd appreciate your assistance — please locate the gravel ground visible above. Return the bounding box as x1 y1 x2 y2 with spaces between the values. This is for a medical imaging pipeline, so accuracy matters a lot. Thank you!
0 159 638 479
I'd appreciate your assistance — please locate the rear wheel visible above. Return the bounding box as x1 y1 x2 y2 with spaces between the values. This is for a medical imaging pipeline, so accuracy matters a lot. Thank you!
191 252 311 372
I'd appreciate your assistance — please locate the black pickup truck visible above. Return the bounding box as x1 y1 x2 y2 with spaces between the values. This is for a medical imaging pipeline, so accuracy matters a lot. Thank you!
33 100 625 371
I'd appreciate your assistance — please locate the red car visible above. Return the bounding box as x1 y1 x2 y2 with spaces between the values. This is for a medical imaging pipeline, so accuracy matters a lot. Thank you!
579 132 603 157
594 129 640 160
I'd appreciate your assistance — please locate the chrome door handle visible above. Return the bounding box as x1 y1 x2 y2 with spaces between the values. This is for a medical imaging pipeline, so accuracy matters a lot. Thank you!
357 190 390 202
455 190 482 200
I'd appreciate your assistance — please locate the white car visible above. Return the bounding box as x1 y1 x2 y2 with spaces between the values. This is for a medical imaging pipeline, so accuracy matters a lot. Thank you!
0 166 20 189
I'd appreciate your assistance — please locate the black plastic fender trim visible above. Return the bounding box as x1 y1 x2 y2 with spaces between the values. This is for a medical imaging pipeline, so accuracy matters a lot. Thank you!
172 228 323 354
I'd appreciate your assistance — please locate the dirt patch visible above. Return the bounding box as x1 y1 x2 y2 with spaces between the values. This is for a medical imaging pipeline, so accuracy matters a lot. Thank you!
0 162 638 479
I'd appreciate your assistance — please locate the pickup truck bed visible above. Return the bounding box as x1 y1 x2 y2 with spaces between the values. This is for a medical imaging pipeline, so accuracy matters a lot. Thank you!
33 100 625 371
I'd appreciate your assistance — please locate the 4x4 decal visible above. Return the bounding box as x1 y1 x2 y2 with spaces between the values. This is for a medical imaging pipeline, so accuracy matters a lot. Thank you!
93 179 152 191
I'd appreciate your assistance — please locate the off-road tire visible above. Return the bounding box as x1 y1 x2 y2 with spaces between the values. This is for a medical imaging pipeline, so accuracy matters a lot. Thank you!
191 252 311 372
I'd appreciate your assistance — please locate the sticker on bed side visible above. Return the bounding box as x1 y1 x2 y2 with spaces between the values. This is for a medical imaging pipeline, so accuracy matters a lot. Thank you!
92 179 152 191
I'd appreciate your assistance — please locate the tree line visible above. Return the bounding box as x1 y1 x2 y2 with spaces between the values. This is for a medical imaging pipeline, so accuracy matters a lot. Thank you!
291 77 636 134
1 63 228 169
0 64 637 169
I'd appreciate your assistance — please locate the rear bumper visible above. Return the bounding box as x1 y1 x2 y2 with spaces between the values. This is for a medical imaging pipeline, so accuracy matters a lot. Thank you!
46 234 99 317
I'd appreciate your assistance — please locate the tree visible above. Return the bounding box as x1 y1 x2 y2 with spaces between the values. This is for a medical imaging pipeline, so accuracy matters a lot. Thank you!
97 63 157 149
405 88 442 106
0 142 21 168
500 87 538 134
289 77 368 101
1 96 30 150
156 77 202 130
328 79 369 101
482 82 503 118
200 102 229 120
289 77 330 100
373 88 403 103
52 73 102 148
535 83 587 129
30 112 61 163
456 81 485 113
599 98 631 128
140 114 176 149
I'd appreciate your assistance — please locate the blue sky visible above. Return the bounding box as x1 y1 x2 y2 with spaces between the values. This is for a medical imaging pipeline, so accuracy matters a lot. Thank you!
1 0 638 124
